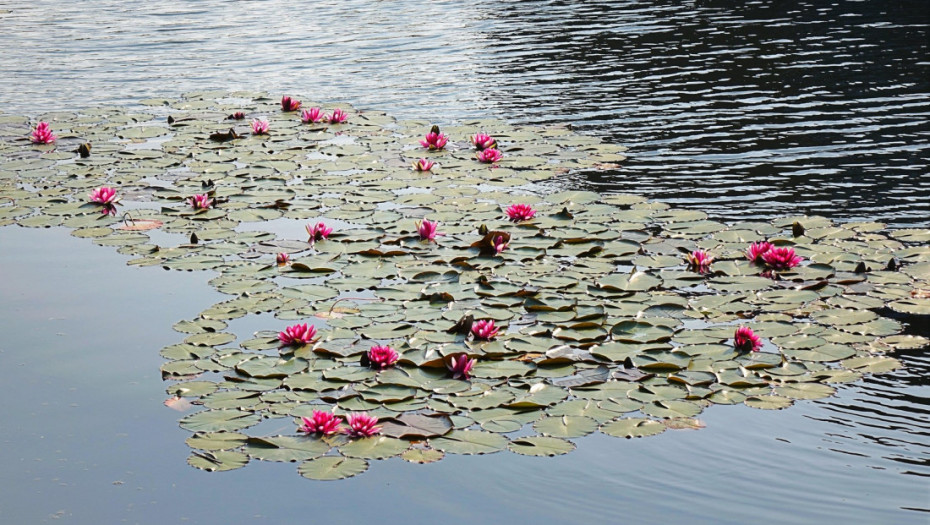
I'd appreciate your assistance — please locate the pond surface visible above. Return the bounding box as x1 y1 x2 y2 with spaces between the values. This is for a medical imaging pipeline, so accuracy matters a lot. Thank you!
0 226 927 524
1 0 928 225
1 0 928 523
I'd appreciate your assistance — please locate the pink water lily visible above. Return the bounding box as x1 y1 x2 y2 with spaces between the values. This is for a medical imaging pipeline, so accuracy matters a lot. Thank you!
493 234 508 254
477 148 503 163
420 131 448 150
471 133 496 151
31 121 57 144
733 326 762 353
278 323 318 346
298 410 343 436
281 95 302 111
346 412 381 437
686 249 713 274
251 119 269 135
300 107 324 123
367 345 399 370
471 319 499 341
187 193 213 210
761 247 802 271
327 108 348 124
276 252 290 264
413 158 435 172
416 219 444 242
306 221 333 244
230 111 245 120
89 186 118 206
746 241 774 263
506 203 536 222
447 353 477 380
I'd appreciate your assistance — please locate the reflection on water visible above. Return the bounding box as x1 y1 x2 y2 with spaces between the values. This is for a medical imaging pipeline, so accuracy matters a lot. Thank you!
1 0 928 225
0 227 928 522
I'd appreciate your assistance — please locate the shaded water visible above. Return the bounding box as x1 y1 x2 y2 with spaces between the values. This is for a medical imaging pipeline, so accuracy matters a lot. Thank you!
1 0 929 522
1 0 928 224
0 226 927 524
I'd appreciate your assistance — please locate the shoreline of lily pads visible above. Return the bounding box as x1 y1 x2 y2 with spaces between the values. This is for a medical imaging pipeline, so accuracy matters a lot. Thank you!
1 91 928 480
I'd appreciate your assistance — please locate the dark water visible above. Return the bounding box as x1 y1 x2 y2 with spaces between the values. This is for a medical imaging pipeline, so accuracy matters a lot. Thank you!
1 0 928 224
1 226 927 524
1 0 928 522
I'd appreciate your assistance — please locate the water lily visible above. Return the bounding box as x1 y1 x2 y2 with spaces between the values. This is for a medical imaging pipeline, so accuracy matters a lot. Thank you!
306 221 333 244
746 241 774 263
346 412 381 437
187 193 213 210
761 247 802 271
281 95 302 111
31 121 57 144
276 252 290 264
300 107 324 123
251 119 269 135
298 410 343 436
413 158 435 172
89 186 118 206
493 234 508 254
471 133 496 151
367 345 399 369
477 148 503 163
733 326 762 353
327 108 348 123
230 111 245 120
686 249 713 274
506 203 536 222
420 131 448 150
447 353 477 380
278 323 317 346
416 219 443 242
471 319 499 340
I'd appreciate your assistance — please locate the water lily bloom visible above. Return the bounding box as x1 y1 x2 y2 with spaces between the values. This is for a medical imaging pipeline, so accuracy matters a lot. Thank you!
506 203 536 222
300 107 324 123
416 219 444 242
447 353 477 380
471 133 497 151
733 326 762 353
413 158 435 172
327 108 348 123
367 345 399 369
346 412 381 437
276 252 290 264
278 323 318 345
746 241 774 263
493 234 508 254
686 249 714 274
761 246 803 271
477 148 503 163
298 410 343 436
471 319 499 340
187 193 213 210
306 221 333 243
31 121 57 144
231 111 245 120
89 186 118 206
281 95 302 111
420 131 448 150
251 119 269 135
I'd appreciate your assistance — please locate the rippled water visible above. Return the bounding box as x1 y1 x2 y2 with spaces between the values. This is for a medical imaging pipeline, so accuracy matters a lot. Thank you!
1 0 928 224
1 1 928 522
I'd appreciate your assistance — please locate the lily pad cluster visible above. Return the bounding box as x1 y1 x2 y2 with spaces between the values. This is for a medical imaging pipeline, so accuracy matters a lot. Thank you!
1 92 928 481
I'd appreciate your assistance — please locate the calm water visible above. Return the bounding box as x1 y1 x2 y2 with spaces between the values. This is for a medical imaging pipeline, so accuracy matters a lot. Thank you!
0 0 928 224
0 226 927 524
0 0 928 522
